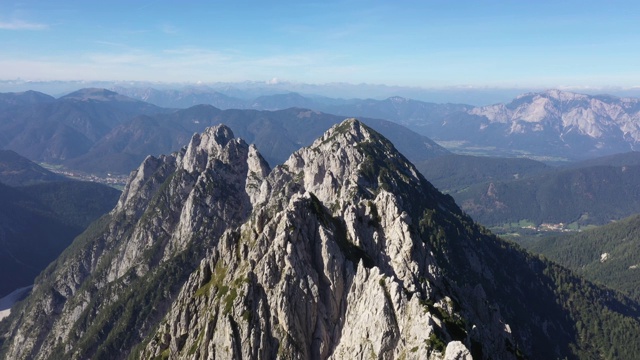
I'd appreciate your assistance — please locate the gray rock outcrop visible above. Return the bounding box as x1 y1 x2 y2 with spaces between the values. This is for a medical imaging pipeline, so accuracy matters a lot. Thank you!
138 119 514 359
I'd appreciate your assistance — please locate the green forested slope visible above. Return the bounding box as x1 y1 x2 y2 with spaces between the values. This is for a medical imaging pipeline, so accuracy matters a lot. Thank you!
527 214 640 302
416 154 550 193
420 204 640 359
0 181 120 297
454 164 640 228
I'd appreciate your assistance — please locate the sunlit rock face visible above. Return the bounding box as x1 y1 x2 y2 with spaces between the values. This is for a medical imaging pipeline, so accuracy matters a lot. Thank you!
470 89 640 143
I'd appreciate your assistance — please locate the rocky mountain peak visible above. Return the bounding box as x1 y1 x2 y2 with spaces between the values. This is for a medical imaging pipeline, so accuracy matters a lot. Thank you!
320 117 367 141
180 124 241 173
470 89 640 146
3 119 640 360
305 118 381 156
265 118 438 217
542 88 571 100
134 119 482 359
528 89 588 102
210 123 235 145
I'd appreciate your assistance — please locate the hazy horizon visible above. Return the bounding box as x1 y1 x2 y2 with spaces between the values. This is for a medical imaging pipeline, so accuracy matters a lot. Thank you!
4 78 640 106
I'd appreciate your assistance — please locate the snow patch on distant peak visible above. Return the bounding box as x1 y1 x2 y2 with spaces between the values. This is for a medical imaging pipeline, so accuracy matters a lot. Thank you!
542 89 588 102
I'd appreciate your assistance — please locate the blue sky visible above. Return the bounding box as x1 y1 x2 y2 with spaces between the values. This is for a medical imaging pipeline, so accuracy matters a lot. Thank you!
1 0 639 88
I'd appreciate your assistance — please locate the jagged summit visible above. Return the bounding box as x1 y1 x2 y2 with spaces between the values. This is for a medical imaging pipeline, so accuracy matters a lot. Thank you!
469 89 640 145
181 124 241 172
514 89 589 102
2 119 640 360
277 119 455 216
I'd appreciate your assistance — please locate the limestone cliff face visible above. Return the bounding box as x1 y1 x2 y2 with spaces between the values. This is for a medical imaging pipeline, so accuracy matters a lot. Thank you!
470 89 640 142
0 125 269 360
2 119 637 359
138 120 511 360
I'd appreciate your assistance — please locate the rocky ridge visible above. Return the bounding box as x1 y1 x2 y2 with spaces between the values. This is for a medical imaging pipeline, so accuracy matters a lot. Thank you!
2 119 640 359
0 124 269 359
139 119 496 359
469 89 640 143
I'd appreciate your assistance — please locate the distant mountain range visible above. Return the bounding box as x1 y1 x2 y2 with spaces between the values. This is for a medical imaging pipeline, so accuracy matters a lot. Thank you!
80 106 448 173
113 86 474 124
313 89 640 160
3 87 640 173
114 87 640 161
3 86 640 229
462 90 640 159
110 86 247 109
0 88 168 166
0 90 54 111
0 89 448 175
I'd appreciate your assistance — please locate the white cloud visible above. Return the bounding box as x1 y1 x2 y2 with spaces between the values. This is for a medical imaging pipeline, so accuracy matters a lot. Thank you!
86 51 152 65
0 46 372 84
161 24 179 34
0 19 48 30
